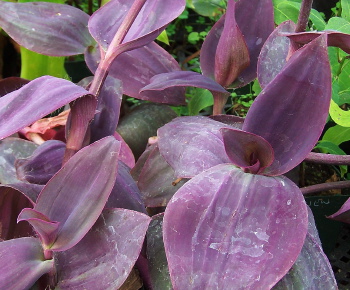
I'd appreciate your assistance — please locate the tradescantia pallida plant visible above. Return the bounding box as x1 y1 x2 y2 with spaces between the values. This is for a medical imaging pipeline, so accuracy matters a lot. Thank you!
0 0 349 288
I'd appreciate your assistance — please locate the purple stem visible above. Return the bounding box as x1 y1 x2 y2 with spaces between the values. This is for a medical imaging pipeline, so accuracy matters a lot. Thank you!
212 91 230 115
301 180 350 195
64 0 147 161
305 152 350 165
295 0 313 33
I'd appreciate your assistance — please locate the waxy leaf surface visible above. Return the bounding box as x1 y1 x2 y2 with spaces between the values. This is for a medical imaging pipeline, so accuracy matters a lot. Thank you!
55 209 151 289
163 164 308 289
89 0 185 53
0 76 91 140
0 2 94 56
258 21 296 88
31 137 121 251
0 237 53 289
158 116 232 178
243 35 331 175
16 140 65 185
0 138 37 184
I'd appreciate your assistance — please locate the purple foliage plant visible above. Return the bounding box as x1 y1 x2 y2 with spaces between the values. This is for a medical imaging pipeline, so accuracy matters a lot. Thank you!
0 0 350 288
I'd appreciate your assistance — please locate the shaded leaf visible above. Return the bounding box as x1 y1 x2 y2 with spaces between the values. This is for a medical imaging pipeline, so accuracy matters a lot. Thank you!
163 164 308 289
147 214 172 290
90 77 123 142
322 125 350 145
114 132 135 169
0 76 91 140
55 208 151 289
131 144 188 207
188 88 214 116
0 77 29 97
0 2 94 56
32 137 121 251
0 186 34 240
0 237 54 289
157 116 232 178
243 35 331 176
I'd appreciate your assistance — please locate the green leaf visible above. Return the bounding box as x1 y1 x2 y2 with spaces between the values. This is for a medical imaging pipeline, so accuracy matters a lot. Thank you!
326 17 350 33
188 88 214 115
252 79 262 95
156 30 169 45
338 59 350 94
315 140 348 177
342 0 350 22
322 124 350 145
329 99 350 126
191 0 226 17
274 1 325 30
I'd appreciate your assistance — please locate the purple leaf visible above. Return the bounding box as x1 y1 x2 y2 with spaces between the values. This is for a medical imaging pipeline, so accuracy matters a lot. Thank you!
243 35 331 176
214 0 250 87
106 161 146 213
0 183 43 205
209 114 245 127
0 2 94 56
221 128 274 174
31 137 121 251
55 208 151 289
16 140 65 185
157 116 232 178
258 21 297 88
85 42 185 104
0 138 38 184
163 164 308 289
0 237 54 289
0 77 29 97
286 31 350 54
90 77 123 142
328 197 350 224
88 0 185 52
0 76 92 140
131 144 188 207
141 71 228 104
17 208 60 247
233 0 274 87
0 186 34 240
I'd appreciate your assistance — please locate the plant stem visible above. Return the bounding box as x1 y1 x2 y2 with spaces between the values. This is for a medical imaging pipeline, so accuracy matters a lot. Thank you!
64 0 147 161
301 180 350 195
89 0 147 96
212 91 230 115
305 152 350 165
295 0 313 33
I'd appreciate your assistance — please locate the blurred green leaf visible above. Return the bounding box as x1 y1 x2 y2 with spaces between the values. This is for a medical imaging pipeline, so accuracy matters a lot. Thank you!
156 30 169 45
274 1 326 30
323 125 350 145
188 88 214 115
342 0 350 22
330 99 350 126
326 17 350 33
191 0 226 17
